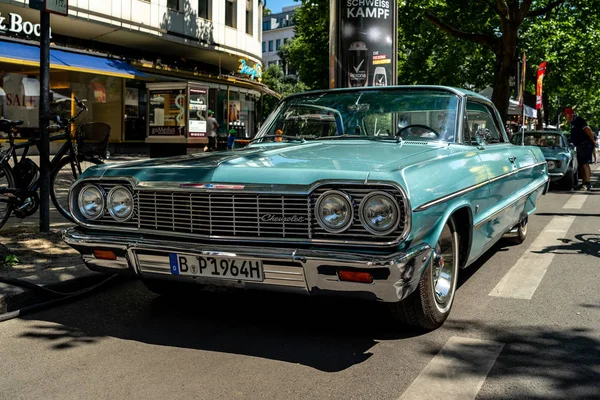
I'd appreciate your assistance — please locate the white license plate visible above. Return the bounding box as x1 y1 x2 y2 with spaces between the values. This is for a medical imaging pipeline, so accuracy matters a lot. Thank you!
169 253 264 282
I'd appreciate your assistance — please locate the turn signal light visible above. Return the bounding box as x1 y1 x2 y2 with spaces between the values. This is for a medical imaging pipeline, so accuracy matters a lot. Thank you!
337 270 373 284
93 250 117 260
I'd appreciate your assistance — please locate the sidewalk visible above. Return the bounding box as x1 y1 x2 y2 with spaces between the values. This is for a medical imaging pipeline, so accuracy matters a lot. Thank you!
0 155 146 313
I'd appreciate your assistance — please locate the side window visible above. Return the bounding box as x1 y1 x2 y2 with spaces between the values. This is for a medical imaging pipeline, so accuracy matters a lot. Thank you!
465 101 504 144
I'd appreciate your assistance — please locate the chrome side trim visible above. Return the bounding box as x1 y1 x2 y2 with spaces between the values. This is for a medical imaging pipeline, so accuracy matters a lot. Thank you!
474 178 548 227
414 162 547 212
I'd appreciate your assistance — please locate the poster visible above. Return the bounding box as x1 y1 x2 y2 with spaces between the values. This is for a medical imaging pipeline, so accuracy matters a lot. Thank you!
339 0 396 87
189 87 208 137
125 88 138 106
148 89 186 136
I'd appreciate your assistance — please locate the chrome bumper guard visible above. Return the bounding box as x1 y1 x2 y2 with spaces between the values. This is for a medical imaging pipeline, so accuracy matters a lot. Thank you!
62 227 432 303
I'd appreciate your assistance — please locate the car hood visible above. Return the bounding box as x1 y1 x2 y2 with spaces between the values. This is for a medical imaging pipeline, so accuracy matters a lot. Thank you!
85 141 441 185
539 146 570 159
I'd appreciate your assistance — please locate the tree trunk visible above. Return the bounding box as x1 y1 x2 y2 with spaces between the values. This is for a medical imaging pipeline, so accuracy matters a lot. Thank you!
491 21 518 125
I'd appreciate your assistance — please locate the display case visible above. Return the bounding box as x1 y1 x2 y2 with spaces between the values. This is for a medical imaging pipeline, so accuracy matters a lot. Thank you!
145 82 209 157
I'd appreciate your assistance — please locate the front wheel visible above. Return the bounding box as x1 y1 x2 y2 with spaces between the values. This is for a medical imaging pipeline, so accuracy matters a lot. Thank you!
50 156 104 222
558 167 575 190
0 163 15 229
389 218 460 331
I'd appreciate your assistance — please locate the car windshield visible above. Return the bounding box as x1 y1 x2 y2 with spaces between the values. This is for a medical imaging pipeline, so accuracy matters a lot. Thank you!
255 89 461 143
511 132 564 148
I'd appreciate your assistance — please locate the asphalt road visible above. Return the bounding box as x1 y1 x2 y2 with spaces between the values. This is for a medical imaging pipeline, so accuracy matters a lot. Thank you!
1 169 600 400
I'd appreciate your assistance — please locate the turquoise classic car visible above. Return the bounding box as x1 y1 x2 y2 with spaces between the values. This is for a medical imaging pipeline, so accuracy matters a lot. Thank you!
510 130 577 190
63 86 549 330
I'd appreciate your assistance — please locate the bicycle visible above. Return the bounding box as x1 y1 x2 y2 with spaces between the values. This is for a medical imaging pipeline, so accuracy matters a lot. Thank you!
0 97 110 229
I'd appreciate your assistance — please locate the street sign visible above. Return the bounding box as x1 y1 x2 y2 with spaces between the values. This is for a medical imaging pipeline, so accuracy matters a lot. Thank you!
29 0 44 11
44 0 68 16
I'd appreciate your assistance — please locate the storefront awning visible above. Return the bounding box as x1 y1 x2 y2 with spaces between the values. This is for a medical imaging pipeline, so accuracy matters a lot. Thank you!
0 40 149 79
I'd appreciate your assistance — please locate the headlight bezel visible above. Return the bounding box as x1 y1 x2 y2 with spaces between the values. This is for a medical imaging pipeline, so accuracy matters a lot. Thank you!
77 184 105 220
314 189 354 233
107 185 134 222
547 160 557 170
359 191 401 236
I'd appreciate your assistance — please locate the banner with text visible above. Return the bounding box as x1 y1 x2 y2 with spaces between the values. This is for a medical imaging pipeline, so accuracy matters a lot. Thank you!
337 0 397 87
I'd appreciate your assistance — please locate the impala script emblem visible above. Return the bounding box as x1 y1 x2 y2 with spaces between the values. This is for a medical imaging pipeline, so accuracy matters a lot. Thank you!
260 214 306 223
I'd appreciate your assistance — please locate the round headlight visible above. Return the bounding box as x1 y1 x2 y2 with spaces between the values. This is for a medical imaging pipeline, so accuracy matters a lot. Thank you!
107 186 134 222
359 192 400 235
547 161 556 170
78 184 104 220
314 190 353 233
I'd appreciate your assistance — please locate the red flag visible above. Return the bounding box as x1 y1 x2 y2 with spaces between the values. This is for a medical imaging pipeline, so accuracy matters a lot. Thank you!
536 61 547 110
518 51 526 107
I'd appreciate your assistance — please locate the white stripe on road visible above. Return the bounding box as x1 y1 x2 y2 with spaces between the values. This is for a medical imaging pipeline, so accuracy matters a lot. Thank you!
489 216 576 299
562 194 588 209
399 336 504 400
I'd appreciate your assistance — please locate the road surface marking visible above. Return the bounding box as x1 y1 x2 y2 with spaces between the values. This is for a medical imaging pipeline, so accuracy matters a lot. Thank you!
489 216 575 299
562 194 588 209
399 336 504 400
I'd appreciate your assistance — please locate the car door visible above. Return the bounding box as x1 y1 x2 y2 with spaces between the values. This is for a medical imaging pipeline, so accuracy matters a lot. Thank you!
465 99 516 248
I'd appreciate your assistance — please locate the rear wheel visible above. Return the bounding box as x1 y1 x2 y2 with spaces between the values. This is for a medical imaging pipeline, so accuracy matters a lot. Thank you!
50 156 103 222
504 217 528 245
0 163 15 229
390 218 459 331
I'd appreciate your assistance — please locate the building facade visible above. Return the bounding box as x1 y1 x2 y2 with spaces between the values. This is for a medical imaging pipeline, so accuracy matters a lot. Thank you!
261 4 297 73
0 0 275 155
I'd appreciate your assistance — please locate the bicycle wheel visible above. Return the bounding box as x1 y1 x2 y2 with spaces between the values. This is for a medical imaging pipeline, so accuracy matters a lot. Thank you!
0 163 15 229
50 156 103 222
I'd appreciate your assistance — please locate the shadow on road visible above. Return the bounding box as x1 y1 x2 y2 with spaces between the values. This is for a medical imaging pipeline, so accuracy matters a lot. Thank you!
435 319 600 400
531 233 600 258
19 280 428 372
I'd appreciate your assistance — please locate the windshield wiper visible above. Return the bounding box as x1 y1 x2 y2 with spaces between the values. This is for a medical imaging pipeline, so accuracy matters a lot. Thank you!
368 135 401 143
249 135 306 144
314 134 370 140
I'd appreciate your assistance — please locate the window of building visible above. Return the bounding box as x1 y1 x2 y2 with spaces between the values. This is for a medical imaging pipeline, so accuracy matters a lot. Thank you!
198 0 211 20
246 0 253 35
225 0 237 28
268 40 273 52
275 39 281 50
262 20 271 31
262 41 266 52
167 0 180 11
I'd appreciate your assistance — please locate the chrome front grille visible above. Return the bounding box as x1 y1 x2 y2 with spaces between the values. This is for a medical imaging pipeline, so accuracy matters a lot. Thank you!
137 191 311 239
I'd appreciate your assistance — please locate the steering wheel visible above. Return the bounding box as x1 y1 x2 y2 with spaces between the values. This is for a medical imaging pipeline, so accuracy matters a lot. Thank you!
396 124 440 139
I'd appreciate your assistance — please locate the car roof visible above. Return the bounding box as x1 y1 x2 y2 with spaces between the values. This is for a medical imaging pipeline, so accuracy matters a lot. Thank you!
282 85 490 102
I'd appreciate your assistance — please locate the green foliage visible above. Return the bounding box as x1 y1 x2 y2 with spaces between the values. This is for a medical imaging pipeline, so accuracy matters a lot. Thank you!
2 254 19 268
279 0 330 90
261 64 309 115
263 6 272 16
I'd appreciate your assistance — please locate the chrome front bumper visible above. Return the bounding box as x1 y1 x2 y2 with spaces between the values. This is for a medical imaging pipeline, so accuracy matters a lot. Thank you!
63 227 433 303
548 172 565 181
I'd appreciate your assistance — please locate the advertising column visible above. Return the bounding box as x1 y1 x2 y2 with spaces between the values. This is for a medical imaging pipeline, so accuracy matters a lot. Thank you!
330 0 397 88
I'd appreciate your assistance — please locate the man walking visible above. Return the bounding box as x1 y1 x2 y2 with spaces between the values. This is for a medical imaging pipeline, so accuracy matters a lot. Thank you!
206 110 219 151
565 107 595 190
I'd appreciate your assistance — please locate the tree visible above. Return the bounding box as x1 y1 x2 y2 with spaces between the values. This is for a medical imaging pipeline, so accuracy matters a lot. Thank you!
279 0 330 90
263 6 272 16
420 0 566 122
261 64 309 115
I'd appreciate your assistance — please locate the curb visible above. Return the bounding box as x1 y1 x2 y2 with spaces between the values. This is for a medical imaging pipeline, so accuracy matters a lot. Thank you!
0 268 107 315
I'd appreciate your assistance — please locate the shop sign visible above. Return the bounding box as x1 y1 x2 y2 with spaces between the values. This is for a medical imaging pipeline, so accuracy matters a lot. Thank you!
238 59 262 82
0 12 52 38
189 88 208 137
148 89 186 136
45 0 68 16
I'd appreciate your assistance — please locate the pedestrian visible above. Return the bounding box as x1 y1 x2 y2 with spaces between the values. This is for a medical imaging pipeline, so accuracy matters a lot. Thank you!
564 107 595 190
227 128 237 150
206 110 219 151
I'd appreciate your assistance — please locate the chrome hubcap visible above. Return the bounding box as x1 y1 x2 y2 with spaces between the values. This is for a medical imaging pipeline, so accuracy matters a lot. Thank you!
432 226 456 310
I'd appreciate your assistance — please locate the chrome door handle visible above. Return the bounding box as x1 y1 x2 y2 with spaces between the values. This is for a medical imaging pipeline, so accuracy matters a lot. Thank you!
508 156 517 163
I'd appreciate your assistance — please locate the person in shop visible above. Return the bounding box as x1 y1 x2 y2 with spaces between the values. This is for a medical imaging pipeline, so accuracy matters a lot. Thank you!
227 128 237 150
564 107 595 190
206 110 220 152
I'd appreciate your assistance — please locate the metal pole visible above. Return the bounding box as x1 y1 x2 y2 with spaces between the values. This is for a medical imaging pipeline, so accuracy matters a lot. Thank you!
39 10 50 232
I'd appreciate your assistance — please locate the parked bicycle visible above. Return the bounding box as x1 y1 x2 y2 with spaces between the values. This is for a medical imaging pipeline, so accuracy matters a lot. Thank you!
0 97 110 229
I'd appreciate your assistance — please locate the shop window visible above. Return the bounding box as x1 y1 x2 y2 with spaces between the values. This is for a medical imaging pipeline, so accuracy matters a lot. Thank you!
276 39 281 50
268 40 273 52
167 0 181 11
225 0 237 28
124 81 147 141
246 0 253 35
198 0 211 20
